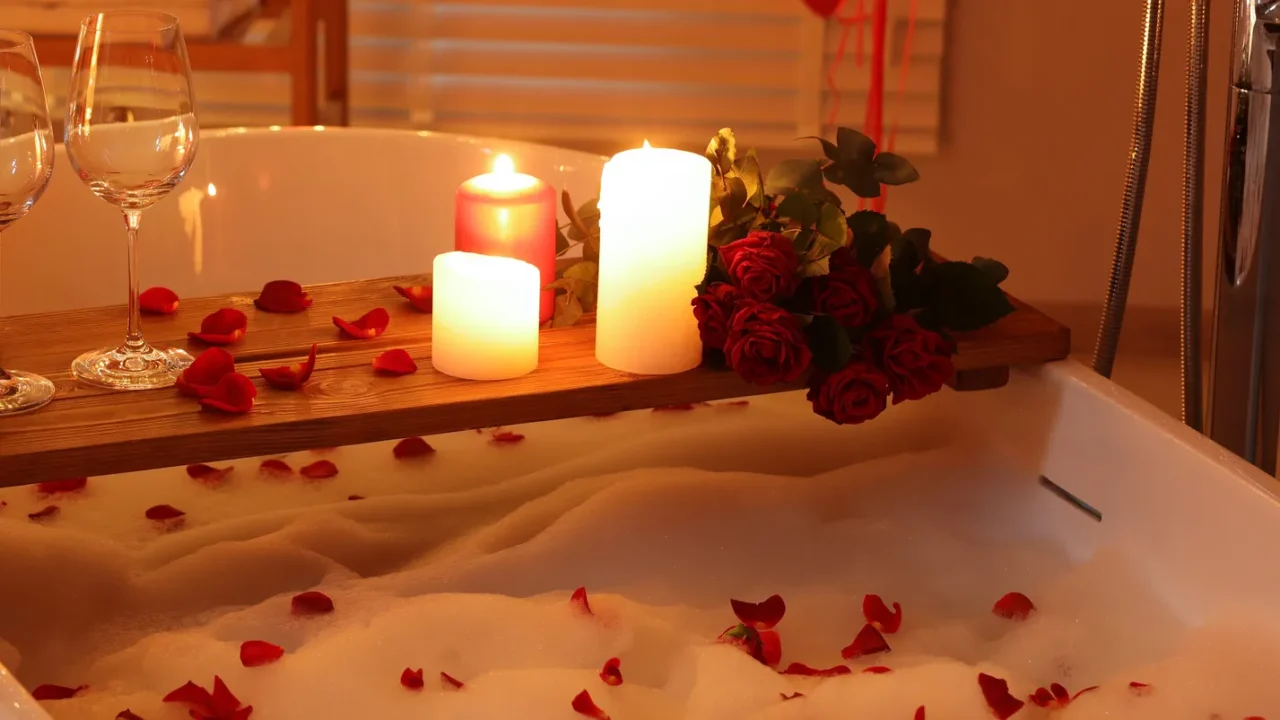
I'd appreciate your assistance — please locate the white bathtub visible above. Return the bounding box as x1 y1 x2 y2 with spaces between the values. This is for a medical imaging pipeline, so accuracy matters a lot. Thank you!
0 129 1277 719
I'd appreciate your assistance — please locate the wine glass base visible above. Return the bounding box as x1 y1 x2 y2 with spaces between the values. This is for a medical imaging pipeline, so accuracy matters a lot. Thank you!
0 370 57 416
71 345 193 390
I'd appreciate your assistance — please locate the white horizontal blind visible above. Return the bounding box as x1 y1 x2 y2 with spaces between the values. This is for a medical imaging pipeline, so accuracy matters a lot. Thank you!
42 0 947 153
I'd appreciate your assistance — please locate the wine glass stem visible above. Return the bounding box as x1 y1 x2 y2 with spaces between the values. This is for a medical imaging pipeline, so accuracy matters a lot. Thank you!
123 209 148 353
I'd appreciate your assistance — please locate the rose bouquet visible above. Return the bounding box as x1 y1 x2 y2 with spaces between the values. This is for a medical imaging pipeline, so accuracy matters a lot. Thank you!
552 127 1014 425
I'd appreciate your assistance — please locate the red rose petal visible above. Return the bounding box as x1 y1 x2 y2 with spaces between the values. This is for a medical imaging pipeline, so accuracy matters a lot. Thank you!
400 668 424 690
781 692 804 701
348 494 365 501
116 710 145 720
781 662 852 677
240 640 284 667
599 657 623 686
571 689 611 720
259 459 293 478
393 437 435 459
177 348 237 399
490 431 525 445
915 707 926 720
145 504 185 521
841 623 891 659
255 280 312 313
1128 681 1152 696
863 666 893 674
863 594 903 634
759 629 782 668
35 477 87 496
721 400 751 407
978 673 1025 720
260 344 317 390
333 308 390 339
570 586 593 615
1072 686 1099 701
393 285 433 313
440 672 464 690
291 590 334 615
28 505 58 521
31 684 86 700
373 348 418 376
300 460 338 480
188 308 248 346
163 680 216 714
992 592 1035 621
199 372 257 414
210 676 241 715
186 464 233 487
731 594 786 629
140 286 179 314
653 404 698 412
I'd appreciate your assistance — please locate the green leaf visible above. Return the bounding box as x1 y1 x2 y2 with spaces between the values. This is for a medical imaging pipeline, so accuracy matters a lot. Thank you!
817 202 848 246
567 198 600 242
552 290 584 327
800 136 841 162
717 176 749 221
848 210 889 267
824 161 880 198
972 256 1009 285
555 227 573 256
776 193 819 228
765 158 825 196
734 151 764 207
560 260 598 309
790 227 815 254
873 152 920 185
583 231 601 263
805 314 854 372
705 128 737 175
919 261 1016 332
836 126 877 163
809 233 844 260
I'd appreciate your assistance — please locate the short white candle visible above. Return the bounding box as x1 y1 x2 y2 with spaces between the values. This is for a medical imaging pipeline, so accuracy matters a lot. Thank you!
595 142 712 375
431 251 540 381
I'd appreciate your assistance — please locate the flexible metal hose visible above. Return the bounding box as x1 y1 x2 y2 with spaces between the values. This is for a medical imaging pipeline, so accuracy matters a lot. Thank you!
1092 0 1168 378
1180 0 1210 431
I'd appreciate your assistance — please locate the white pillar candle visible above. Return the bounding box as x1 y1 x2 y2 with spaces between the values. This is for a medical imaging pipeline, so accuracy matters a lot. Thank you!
431 251 540 381
595 142 712 375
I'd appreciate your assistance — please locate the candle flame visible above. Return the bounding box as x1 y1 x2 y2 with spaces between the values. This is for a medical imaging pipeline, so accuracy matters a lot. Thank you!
493 154 515 175
642 139 652 149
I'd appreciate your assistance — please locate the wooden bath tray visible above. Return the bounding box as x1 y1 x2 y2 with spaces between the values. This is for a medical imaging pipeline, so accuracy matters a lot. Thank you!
0 277 1069 487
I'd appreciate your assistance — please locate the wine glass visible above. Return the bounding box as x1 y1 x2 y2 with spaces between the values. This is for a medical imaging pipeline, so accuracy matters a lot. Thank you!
0 30 56 415
65 11 198 389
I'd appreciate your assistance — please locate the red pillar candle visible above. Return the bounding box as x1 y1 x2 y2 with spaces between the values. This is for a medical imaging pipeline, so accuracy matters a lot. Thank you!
454 154 557 322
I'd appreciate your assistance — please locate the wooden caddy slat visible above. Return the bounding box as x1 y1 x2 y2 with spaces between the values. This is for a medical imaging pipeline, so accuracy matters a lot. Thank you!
0 276 1070 487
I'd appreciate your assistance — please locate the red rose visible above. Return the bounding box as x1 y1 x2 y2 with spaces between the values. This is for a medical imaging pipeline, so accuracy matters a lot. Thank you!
867 314 954 403
827 245 859 273
806 361 892 424
692 282 739 351
719 230 799 301
811 264 880 328
724 301 812 386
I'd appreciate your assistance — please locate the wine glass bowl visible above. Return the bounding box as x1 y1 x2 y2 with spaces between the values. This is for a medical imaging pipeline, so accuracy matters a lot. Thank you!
0 29 57 415
64 11 199 390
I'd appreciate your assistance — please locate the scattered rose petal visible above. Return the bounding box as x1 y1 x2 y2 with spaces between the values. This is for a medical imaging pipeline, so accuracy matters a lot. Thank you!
978 672 1025 720
145 504 185 521
393 437 435 459
255 280 312 313
992 591 1035 620
571 689 610 720
177 348 237 399
260 344 317 390
863 594 903 633
863 666 893 674
333 308 390 339
300 460 338 480
188 308 248 345
393 285 433 312
914 707 925 720
490 431 525 445
0 500 6 509
599 657 623 686
28 505 58 521
240 640 284 667
373 348 417 375
163 676 248 719
570 586 593 615
1073 686 1099 701
653 403 698 412
32 684 86 700
116 710 145 720
720 399 750 407
781 692 804 701
781 663 851 677
259 459 292 478
291 590 334 615
1128 681 1152 696
199 372 257 414
841 623 890 659
731 594 786 629
400 668 424 690
347 495 365 501
35 477 87 496
440 672 464 690
186 464 232 487
140 286 179 314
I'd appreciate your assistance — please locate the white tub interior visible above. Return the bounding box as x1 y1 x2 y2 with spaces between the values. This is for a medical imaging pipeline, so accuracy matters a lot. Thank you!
0 129 1278 719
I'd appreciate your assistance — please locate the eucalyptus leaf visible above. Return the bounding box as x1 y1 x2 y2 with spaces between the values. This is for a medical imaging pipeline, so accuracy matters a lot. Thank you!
873 152 921 185
567 198 600 242
776 193 819 228
817 202 848 246
836 126 877 163
705 128 737 175
971 256 1010 285
735 152 764 207
791 228 816 254
809 234 845 261
552 291 584 328
555 227 573 256
583 232 601 263
765 158 825 196
718 176 749 220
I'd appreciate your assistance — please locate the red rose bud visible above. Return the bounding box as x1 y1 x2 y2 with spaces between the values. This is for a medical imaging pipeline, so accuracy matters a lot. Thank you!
810 264 880 328
393 284 433 313
176 348 237 399
198 372 257 414
400 668 424 690
139 286 179 314
32 684 86 700
992 591 1035 621
867 314 954 404
255 280 312 313
718 623 770 665
188 308 248 346
977 673 1025 720
863 594 903 633
781 663 851 677
759 629 782 667
291 590 334 615
373 348 417 375
599 657 623 686
841 623 890 659
260 344 317 390
730 594 786 629
691 282 739 352
440 672 464 690
240 640 285 667
807 361 892 425
571 689 611 720
724 301 812 386
718 230 799 301
333 307 390 339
